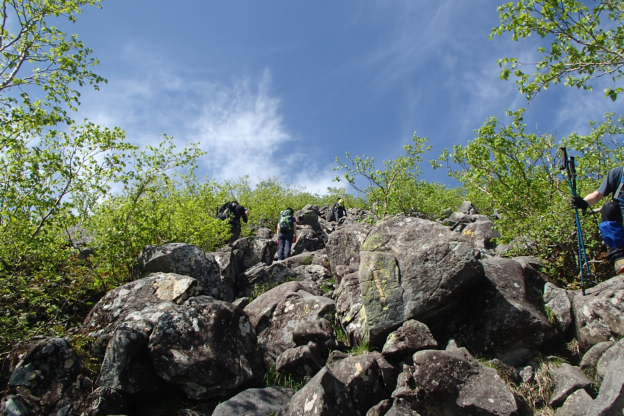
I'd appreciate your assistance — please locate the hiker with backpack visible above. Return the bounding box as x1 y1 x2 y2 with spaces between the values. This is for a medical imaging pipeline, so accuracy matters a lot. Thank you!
332 198 347 223
217 200 249 244
572 166 624 275
276 207 297 260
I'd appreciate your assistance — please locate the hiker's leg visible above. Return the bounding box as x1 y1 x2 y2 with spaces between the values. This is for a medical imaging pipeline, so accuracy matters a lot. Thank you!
277 237 286 260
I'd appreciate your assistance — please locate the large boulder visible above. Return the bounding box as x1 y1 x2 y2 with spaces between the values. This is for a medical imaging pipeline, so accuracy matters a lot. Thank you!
548 363 592 407
461 218 500 249
292 226 328 255
338 216 483 346
147 296 265 400
231 236 278 271
281 353 394 416
572 275 624 350
556 389 593 416
447 256 555 364
335 272 366 345
244 281 335 368
326 221 372 281
211 387 294 416
587 339 624 415
382 320 438 362
243 262 299 296
138 243 226 298
392 344 517 415
4 337 91 416
83 272 200 345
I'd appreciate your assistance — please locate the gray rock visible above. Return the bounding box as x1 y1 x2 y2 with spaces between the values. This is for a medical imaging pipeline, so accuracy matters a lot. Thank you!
292 226 328 255
231 236 278 271
147 296 264 400
335 272 366 345
365 399 393 416
459 201 479 215
0 395 31 416
276 342 325 378
549 363 592 407
83 273 200 343
580 341 614 376
588 340 624 415
556 389 593 416
244 262 299 295
293 264 332 282
461 219 500 249
572 275 624 349
326 221 372 281
281 353 391 416
211 387 294 416
211 247 240 300
6 337 90 416
451 256 554 364
78 386 128 416
255 227 274 239
544 282 574 333
244 281 334 367
382 320 438 361
138 243 225 298
354 216 484 346
596 339 624 382
393 347 517 415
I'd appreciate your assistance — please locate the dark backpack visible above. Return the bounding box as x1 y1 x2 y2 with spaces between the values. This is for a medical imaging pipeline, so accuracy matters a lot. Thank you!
278 210 294 233
217 202 235 220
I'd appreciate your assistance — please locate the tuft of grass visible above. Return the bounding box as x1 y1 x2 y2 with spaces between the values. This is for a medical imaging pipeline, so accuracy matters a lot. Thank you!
264 366 309 391
348 341 372 355
69 333 103 378
511 357 564 413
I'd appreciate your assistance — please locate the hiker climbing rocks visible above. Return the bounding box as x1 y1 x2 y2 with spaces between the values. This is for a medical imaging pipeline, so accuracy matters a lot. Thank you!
276 208 297 260
217 200 248 244
332 198 347 223
572 166 624 275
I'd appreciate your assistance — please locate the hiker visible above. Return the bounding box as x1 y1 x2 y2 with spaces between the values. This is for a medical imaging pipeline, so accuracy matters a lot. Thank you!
572 166 624 274
217 200 248 244
276 207 297 260
332 198 347 223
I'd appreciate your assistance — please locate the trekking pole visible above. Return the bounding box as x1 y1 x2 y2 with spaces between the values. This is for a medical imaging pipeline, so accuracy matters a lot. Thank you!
560 147 591 295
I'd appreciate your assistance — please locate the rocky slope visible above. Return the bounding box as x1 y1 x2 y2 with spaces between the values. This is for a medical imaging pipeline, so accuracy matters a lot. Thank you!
1 204 623 416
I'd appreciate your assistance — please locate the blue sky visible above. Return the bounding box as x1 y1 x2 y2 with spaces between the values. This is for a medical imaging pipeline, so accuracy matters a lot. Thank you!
70 1 621 193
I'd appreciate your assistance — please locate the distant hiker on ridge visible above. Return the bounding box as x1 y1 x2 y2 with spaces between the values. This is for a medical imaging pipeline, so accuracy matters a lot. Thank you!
572 166 624 275
217 200 248 244
276 207 297 260
332 198 347 223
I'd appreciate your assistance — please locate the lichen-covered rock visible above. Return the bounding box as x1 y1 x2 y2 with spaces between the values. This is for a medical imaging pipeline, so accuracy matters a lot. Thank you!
83 273 200 343
544 282 573 333
339 215 483 347
596 339 624 382
5 337 91 416
334 272 366 345
211 387 294 416
392 345 517 415
461 218 500 249
572 275 624 349
548 363 592 407
382 320 438 361
147 296 264 400
138 243 225 298
244 281 335 367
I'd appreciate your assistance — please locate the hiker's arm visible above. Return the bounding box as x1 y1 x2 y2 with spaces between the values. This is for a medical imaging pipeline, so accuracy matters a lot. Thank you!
584 190 604 206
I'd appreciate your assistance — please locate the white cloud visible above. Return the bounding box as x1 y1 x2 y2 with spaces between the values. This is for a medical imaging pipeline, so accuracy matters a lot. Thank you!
77 61 336 193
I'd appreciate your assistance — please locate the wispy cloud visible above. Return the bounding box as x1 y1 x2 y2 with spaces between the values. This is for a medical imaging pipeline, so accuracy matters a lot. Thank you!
77 53 336 193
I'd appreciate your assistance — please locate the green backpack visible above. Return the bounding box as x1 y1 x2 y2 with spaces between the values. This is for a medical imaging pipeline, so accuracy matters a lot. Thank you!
278 210 294 233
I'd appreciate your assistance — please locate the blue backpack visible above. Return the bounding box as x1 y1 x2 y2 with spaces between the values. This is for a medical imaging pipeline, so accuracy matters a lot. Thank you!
600 175 624 249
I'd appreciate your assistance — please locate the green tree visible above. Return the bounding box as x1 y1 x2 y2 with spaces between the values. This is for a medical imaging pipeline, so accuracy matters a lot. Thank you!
493 0 624 100
336 135 462 217
440 110 624 284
